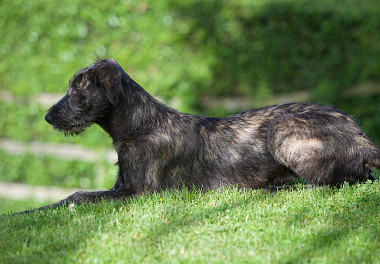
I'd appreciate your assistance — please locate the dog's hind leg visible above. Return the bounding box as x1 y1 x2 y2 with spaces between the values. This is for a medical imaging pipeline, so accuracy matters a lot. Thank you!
266 113 376 186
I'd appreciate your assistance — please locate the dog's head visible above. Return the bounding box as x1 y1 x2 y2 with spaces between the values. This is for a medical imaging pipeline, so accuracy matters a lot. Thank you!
45 59 127 135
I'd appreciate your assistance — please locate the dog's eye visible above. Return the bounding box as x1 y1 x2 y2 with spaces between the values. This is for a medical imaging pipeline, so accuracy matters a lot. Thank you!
67 87 79 96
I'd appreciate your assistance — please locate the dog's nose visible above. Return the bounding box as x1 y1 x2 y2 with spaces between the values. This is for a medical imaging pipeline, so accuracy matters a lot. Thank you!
45 113 53 124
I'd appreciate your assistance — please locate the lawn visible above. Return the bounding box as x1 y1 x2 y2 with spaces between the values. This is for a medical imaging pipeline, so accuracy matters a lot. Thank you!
1 182 379 264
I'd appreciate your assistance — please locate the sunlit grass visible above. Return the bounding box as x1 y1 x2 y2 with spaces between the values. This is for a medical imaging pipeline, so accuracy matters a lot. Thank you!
1 181 379 264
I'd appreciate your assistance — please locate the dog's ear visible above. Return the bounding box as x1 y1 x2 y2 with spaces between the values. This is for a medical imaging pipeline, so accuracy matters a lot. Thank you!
96 64 123 105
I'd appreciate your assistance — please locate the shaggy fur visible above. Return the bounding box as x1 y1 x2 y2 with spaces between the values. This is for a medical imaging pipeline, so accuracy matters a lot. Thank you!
30 59 380 211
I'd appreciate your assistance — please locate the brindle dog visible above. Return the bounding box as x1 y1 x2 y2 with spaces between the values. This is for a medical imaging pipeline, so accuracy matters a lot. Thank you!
29 59 380 212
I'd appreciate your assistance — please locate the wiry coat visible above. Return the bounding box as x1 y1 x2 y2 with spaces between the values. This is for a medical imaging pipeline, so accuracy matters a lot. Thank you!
39 59 380 209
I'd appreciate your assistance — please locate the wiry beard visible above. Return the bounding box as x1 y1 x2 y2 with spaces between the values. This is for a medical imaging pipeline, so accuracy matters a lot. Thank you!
51 118 92 136
61 127 86 136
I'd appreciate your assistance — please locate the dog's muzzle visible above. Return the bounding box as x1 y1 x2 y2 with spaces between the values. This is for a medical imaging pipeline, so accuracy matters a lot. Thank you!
45 113 53 124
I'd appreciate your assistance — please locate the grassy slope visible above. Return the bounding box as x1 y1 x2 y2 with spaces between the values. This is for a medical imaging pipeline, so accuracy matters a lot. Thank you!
1 182 379 264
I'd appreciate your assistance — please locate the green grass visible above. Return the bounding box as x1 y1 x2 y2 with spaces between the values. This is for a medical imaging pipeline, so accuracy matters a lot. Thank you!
1 182 379 264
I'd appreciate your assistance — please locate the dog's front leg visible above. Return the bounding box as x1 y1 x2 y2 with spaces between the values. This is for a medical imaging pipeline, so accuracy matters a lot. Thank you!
66 188 134 203
16 189 133 214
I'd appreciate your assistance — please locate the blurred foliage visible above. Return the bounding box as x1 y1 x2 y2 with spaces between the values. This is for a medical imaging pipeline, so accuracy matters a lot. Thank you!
1 0 379 105
0 99 112 148
0 0 379 189
1 1 380 104
0 150 116 189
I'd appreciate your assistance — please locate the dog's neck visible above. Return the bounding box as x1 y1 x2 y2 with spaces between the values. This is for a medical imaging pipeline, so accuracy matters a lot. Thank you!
97 77 178 146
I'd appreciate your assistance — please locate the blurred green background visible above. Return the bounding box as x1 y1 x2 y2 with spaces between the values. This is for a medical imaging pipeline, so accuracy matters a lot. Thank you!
0 0 380 198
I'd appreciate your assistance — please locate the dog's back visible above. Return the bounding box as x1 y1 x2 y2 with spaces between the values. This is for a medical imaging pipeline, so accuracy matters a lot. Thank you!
131 102 379 190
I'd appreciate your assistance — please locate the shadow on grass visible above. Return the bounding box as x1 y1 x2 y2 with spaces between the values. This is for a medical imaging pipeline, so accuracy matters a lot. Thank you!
139 190 251 243
0 189 248 263
133 183 380 262
281 189 380 263
1 183 378 263
0 207 96 263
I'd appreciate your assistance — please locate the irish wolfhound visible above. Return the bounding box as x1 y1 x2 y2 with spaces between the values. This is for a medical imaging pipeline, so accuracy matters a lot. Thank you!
34 59 380 211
